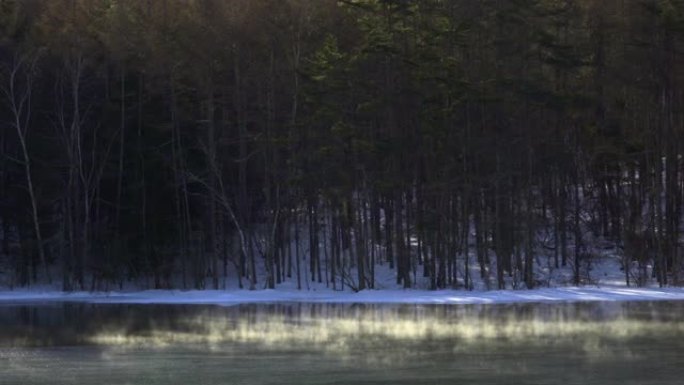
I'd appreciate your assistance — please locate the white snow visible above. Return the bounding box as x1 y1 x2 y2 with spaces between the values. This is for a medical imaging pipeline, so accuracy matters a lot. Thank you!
1 286 684 306
1 229 681 306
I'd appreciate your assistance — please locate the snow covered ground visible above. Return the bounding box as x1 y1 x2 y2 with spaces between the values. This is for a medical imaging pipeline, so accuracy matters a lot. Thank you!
1 234 681 306
2 249 683 306
1 286 684 306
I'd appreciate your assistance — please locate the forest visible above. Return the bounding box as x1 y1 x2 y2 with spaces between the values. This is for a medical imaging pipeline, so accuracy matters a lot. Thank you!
0 0 683 291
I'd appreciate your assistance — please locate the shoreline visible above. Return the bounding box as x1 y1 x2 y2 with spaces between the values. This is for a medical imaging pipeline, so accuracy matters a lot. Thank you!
1 286 684 306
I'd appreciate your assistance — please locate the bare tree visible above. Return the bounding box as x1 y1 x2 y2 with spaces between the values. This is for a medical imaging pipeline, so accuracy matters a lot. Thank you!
1 52 50 282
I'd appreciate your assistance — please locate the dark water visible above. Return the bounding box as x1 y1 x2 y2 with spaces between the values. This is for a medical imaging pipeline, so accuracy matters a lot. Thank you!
0 301 682 384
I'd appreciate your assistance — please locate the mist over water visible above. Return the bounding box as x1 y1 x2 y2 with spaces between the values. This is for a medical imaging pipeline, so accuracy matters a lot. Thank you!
0 301 682 384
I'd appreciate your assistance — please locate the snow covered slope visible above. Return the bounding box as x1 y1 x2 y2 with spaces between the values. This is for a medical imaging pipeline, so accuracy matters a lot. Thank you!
1 286 684 305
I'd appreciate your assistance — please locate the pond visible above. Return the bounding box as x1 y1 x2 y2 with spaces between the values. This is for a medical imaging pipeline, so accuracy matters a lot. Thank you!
0 301 682 384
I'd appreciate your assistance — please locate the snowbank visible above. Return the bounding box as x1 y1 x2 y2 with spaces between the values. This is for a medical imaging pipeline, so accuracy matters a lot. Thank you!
1 286 684 305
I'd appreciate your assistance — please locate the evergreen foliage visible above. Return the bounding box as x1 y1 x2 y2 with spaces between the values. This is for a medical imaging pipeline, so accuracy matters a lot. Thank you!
0 0 683 290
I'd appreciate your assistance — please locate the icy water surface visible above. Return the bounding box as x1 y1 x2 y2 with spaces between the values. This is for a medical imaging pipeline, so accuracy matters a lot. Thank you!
0 301 682 384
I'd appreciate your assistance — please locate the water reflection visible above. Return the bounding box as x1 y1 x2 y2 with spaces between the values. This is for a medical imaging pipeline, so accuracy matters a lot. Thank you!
0 301 683 385
1 302 682 353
